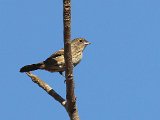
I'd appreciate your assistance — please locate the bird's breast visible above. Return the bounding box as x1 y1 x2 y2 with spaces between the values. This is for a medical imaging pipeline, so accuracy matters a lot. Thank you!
72 52 83 66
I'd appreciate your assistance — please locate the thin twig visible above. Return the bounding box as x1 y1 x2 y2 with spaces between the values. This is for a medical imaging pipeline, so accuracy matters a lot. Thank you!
26 72 66 107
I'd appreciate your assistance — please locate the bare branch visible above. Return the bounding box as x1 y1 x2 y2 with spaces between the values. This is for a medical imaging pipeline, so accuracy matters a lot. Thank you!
26 72 66 107
21 0 80 119
63 0 80 120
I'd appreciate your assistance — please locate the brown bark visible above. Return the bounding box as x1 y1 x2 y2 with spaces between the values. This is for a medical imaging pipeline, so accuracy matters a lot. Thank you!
26 72 66 107
63 0 80 120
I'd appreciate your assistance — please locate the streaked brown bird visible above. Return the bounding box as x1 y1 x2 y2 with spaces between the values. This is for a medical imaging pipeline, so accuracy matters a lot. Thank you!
20 38 91 75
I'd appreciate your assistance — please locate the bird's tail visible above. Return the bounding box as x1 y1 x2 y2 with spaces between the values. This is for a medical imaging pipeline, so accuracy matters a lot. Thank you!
20 62 44 72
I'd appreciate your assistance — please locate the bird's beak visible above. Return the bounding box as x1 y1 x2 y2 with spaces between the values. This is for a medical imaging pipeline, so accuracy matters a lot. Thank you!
84 41 91 45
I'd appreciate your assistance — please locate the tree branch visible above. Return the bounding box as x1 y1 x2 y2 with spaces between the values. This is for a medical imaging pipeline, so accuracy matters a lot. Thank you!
21 0 80 119
26 72 66 107
63 0 80 120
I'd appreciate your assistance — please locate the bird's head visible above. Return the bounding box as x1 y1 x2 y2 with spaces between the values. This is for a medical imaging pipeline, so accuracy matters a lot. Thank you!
71 38 91 51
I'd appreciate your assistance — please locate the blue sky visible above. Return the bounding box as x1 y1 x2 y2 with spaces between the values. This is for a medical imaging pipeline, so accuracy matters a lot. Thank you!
0 0 160 120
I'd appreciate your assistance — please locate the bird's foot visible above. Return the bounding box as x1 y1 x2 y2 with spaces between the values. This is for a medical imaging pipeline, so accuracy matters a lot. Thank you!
59 71 65 77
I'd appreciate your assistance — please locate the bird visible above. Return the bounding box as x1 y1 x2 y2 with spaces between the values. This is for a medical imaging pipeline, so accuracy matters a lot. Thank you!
20 38 91 76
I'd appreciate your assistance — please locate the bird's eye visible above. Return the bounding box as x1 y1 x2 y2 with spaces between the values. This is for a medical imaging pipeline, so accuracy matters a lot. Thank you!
79 40 83 42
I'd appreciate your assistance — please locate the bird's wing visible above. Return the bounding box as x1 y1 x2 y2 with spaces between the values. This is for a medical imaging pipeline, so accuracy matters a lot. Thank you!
44 49 64 66
49 48 64 58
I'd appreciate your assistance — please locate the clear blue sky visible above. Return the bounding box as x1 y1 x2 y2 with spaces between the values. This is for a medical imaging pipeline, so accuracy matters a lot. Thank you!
0 0 160 120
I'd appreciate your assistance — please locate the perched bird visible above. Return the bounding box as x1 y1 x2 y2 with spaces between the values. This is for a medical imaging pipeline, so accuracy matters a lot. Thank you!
20 38 91 75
